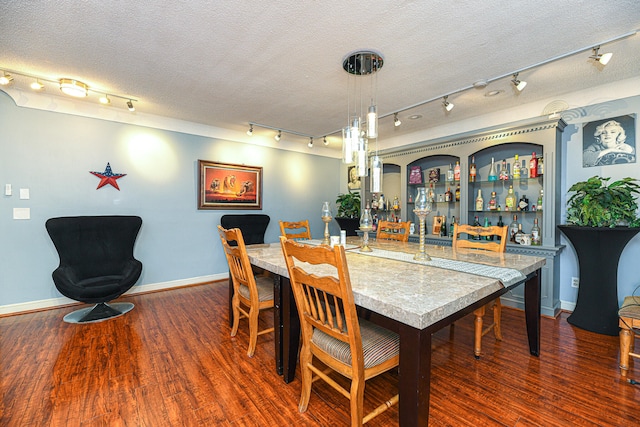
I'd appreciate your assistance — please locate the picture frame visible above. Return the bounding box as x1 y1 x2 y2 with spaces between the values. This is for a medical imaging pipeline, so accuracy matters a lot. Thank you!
198 160 262 210
582 114 636 168
432 215 444 235
347 165 362 192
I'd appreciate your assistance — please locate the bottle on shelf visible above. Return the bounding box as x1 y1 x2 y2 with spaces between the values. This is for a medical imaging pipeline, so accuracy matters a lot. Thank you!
450 215 456 236
512 154 521 179
521 159 528 180
483 217 493 240
407 192 413 204
428 183 435 203
529 152 538 178
475 189 484 211
440 216 447 237
392 195 400 210
518 194 529 212
537 156 544 176
469 156 477 182
488 191 497 210
536 189 543 211
447 163 454 182
445 187 453 202
488 157 498 181
473 215 482 240
509 214 519 242
454 161 461 181
378 194 385 211
371 194 379 210
505 185 516 211
531 217 541 246
496 215 504 240
499 159 509 181
514 223 525 244
455 184 461 202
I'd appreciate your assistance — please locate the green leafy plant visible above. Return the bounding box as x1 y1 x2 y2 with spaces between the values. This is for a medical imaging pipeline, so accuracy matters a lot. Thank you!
335 192 361 218
566 176 640 228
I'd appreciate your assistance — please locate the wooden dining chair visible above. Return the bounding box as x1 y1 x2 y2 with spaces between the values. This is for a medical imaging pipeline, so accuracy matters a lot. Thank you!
619 295 640 378
279 219 312 240
452 223 509 358
218 225 274 357
376 220 411 242
280 237 399 426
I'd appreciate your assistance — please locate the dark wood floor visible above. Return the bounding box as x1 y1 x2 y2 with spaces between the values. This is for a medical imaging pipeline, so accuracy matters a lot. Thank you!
1 282 638 426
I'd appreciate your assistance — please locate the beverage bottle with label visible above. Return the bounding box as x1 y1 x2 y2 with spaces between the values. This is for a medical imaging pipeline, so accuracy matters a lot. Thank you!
488 191 497 210
483 217 491 240
505 185 516 211
509 214 519 242
514 223 525 244
531 217 541 246
455 184 461 201
537 189 543 211
537 156 544 176
488 157 498 181
454 161 461 181
440 216 447 237
445 187 453 202
512 154 521 179
518 195 529 212
378 194 385 211
450 215 456 237
447 163 454 182
496 215 504 240
475 189 484 211
473 215 482 240
428 183 435 203
499 159 509 180
521 159 528 181
529 152 538 178
392 195 400 210
469 156 477 182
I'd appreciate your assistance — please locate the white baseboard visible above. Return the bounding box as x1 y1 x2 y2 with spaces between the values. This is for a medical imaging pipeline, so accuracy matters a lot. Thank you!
560 300 576 312
0 274 227 316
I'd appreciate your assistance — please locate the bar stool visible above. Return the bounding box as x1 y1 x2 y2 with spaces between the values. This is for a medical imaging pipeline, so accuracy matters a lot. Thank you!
619 295 640 378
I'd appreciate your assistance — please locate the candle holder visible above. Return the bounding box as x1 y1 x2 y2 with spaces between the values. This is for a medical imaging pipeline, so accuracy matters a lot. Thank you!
359 208 373 252
321 201 332 246
413 187 432 261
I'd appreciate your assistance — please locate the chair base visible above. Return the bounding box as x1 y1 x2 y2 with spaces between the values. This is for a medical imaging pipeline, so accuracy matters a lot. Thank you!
63 302 134 324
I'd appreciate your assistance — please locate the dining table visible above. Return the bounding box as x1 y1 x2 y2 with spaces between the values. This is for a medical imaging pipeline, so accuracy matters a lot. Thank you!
243 237 546 426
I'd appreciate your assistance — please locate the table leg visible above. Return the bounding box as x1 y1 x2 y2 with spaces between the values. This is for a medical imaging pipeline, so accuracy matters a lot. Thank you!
273 275 283 376
398 323 432 426
281 276 300 383
524 269 541 356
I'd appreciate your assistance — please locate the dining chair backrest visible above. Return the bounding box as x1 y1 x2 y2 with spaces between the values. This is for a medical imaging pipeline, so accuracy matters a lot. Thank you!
376 220 411 242
452 223 508 253
279 220 312 240
218 225 258 305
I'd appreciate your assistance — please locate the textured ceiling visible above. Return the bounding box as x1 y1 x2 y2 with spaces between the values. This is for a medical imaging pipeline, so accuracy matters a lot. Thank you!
1 0 640 152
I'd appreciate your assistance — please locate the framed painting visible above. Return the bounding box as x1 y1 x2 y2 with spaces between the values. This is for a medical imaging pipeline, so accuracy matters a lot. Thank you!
582 114 636 167
198 160 262 210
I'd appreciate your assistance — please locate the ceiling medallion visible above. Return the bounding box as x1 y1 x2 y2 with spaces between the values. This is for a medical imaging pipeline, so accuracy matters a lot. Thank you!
342 51 384 75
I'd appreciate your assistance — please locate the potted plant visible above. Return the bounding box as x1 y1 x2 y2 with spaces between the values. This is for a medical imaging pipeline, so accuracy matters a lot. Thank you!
334 192 361 236
558 176 640 335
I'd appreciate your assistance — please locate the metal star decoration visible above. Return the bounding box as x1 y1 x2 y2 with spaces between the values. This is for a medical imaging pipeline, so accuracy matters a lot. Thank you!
90 163 127 190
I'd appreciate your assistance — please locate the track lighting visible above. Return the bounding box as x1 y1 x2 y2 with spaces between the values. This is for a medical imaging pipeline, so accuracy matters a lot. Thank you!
590 46 612 65
308 137 313 148
394 113 401 127
99 94 111 105
511 73 527 91
30 79 44 90
0 72 14 85
323 136 329 146
126 100 135 111
274 130 281 141
442 96 454 112
247 124 253 136
59 79 88 97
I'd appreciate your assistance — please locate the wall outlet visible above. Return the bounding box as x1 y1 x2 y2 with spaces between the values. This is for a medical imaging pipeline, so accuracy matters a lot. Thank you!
571 277 579 288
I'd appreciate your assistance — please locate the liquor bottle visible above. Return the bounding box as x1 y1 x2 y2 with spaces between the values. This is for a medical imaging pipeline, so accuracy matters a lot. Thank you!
488 191 497 210
454 161 461 181
455 184 461 201
450 215 456 237
521 159 528 181
499 159 509 180
392 195 400 210
531 217 541 246
445 187 453 202
379 194 385 211
483 217 490 240
371 194 378 210
473 215 481 240
488 157 498 181
537 156 544 176
518 195 529 212
509 214 519 242
428 183 435 202
496 215 504 240
475 189 484 211
408 192 413 204
440 216 447 237
512 154 521 179
505 185 516 211
447 163 454 182
536 189 543 211
529 152 538 178
514 223 525 244
469 156 477 182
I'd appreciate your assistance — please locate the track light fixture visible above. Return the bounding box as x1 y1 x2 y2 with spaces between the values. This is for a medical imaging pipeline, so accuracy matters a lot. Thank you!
247 124 253 136
323 136 329 146
590 46 613 65
0 72 14 85
127 100 135 111
308 137 313 148
59 79 89 97
274 130 281 141
393 113 401 127
30 79 44 90
442 96 454 112
99 94 111 105
511 73 527 91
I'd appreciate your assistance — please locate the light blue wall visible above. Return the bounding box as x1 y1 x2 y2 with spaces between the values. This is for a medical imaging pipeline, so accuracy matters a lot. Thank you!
559 95 640 307
0 92 341 307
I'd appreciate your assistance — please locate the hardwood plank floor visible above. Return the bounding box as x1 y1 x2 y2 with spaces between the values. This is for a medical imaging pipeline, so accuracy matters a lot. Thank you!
1 282 638 426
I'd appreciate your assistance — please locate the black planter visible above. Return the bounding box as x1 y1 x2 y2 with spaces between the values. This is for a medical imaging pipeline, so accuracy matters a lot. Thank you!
558 225 640 336
335 217 360 236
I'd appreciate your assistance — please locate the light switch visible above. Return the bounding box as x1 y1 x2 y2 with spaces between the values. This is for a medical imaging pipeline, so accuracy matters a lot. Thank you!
13 207 31 220
19 188 29 200
4 184 11 196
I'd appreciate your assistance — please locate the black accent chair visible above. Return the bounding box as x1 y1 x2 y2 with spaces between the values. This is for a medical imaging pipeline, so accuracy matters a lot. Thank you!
46 215 143 323
220 214 271 327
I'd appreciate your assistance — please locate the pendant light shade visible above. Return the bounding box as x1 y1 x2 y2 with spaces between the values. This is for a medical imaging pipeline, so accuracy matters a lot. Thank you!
370 155 383 193
367 105 378 139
